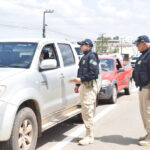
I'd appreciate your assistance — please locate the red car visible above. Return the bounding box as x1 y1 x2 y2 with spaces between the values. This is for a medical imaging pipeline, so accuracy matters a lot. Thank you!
98 55 133 103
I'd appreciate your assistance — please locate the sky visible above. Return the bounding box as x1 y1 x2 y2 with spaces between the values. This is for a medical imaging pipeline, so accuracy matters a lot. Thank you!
0 0 150 41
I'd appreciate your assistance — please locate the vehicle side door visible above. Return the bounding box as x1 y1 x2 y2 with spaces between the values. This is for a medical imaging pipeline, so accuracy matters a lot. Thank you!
57 43 80 109
115 59 125 91
39 43 63 118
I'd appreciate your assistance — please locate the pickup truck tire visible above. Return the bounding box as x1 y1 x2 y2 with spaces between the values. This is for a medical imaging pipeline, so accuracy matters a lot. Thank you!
0 107 38 150
109 85 117 104
124 80 132 95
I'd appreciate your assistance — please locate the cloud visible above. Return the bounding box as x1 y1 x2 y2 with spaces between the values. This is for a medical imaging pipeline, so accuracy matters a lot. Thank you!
0 0 99 40
0 0 150 41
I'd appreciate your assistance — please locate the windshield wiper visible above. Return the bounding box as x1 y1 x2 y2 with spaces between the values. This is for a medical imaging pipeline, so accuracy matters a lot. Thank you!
0 65 9 68
9 65 22 68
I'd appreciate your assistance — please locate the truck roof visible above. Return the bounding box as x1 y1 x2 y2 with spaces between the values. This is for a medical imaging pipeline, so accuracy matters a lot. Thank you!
0 38 71 44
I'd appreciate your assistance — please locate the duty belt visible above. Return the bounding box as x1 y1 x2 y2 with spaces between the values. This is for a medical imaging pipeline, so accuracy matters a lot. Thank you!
83 80 96 88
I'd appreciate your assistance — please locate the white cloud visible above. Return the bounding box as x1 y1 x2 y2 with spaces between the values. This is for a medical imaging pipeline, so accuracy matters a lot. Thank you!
0 0 150 41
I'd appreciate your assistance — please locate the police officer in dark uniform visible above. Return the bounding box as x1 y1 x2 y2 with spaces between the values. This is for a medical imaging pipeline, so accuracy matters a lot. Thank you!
71 39 99 145
133 35 150 146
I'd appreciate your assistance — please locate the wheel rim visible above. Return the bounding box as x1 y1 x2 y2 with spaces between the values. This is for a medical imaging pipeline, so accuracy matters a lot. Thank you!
18 119 33 150
113 87 117 102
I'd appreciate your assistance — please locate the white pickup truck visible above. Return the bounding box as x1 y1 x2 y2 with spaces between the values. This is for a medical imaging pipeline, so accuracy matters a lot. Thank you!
0 39 84 150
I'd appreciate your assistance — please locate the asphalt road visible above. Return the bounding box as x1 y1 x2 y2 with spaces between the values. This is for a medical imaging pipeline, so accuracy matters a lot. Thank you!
37 84 150 150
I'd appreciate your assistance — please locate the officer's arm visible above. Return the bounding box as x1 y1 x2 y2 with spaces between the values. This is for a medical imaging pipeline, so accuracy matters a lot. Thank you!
81 54 99 82
76 64 81 87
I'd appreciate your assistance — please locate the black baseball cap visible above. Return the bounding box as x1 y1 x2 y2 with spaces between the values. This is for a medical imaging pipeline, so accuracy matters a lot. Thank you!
77 39 93 47
133 35 150 45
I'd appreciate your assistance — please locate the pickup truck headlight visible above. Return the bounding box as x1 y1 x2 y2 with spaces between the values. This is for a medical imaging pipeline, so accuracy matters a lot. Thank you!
0 86 6 98
102 80 111 87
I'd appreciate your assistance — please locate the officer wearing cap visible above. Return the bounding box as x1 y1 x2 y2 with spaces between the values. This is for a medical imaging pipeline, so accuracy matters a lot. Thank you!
133 35 150 146
71 39 99 145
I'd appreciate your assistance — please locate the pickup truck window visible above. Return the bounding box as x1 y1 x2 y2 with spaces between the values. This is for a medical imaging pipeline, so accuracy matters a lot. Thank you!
0 42 37 68
100 59 114 71
40 44 60 67
75 47 83 55
58 43 75 67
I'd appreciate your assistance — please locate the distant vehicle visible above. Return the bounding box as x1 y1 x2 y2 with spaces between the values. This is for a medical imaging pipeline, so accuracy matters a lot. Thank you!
130 56 139 68
98 55 133 104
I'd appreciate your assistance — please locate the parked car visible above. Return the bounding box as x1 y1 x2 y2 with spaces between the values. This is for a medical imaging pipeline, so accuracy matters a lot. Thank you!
130 56 139 68
98 55 133 104
0 39 84 150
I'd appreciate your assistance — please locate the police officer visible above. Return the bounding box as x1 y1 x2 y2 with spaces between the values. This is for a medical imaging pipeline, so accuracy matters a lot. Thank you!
133 35 150 146
71 39 99 145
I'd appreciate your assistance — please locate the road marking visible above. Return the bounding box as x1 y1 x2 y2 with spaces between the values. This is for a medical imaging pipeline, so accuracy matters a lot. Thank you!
49 104 117 150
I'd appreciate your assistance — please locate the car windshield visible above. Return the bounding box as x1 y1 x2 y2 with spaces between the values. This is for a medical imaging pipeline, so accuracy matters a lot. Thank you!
100 59 114 71
0 42 37 68
132 57 139 60
75 47 83 55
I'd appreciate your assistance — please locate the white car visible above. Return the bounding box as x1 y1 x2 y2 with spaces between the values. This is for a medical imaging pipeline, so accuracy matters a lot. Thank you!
0 39 82 150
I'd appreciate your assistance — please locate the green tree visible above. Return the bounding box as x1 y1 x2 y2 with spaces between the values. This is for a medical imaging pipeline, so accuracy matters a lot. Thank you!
95 36 111 53
113 36 119 40
109 47 119 53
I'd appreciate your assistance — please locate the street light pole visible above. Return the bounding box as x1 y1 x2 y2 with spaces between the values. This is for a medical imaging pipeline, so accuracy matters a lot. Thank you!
102 34 104 52
42 9 54 38
120 38 123 55
100 33 105 52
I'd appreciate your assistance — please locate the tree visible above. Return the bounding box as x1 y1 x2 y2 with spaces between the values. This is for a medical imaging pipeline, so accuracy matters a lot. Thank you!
113 36 119 40
109 47 119 53
95 36 112 53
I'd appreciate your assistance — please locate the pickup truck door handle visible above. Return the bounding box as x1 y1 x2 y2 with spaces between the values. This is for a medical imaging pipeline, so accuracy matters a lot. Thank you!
40 81 47 85
60 73 65 79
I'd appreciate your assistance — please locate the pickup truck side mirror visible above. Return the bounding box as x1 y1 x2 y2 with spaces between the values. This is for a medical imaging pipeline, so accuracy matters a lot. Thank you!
118 68 125 73
40 59 57 70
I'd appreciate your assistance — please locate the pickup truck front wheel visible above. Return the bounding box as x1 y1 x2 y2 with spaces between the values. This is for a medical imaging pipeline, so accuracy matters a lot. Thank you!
109 85 117 104
0 107 38 150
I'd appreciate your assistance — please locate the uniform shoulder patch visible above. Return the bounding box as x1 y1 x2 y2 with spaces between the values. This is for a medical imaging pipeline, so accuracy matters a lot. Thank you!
89 59 97 65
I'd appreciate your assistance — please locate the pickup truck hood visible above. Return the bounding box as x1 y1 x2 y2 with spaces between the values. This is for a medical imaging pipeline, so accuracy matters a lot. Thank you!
102 71 114 81
0 68 26 82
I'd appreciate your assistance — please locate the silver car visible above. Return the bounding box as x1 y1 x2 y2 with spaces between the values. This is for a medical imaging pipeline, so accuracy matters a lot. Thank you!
0 39 82 150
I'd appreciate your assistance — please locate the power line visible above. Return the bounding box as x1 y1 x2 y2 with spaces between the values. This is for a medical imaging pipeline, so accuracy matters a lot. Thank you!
0 23 39 30
0 23 81 39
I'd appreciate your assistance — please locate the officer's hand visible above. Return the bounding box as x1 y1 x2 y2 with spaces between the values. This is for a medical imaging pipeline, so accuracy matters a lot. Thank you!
69 78 81 84
73 78 81 84
74 86 79 93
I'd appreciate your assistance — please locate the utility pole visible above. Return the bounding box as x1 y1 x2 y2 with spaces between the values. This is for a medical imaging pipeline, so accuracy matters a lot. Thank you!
42 9 54 38
120 38 123 54
100 33 105 52
102 34 104 52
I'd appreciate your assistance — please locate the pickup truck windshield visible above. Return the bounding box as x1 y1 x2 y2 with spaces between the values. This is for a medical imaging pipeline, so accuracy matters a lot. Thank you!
100 59 114 71
0 42 37 68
